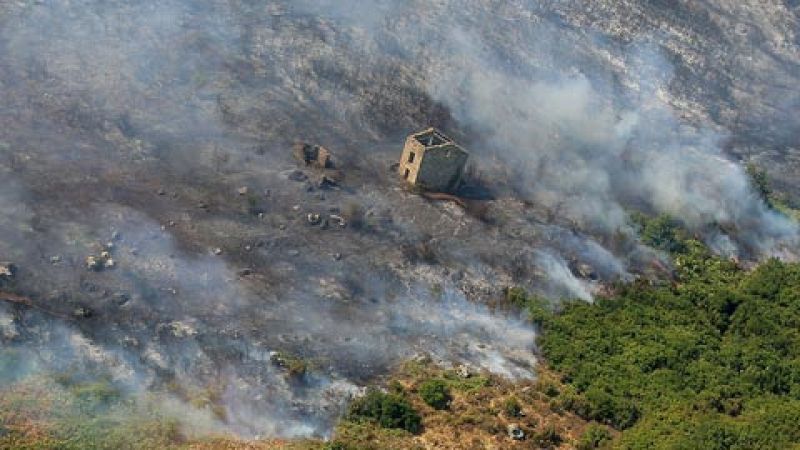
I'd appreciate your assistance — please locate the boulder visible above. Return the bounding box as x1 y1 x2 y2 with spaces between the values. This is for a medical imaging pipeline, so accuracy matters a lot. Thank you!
0 262 15 279
317 175 339 190
507 423 525 441
287 170 308 182
73 307 93 318
86 256 102 271
307 213 322 225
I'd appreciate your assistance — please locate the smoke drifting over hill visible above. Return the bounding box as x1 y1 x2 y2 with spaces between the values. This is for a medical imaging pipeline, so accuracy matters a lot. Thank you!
0 0 798 440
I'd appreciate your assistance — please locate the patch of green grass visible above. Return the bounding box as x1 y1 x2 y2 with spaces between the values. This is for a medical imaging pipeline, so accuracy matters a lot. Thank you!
440 370 490 392
333 420 420 450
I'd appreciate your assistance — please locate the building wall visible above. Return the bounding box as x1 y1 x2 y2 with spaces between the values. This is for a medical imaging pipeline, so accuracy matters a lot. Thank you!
415 144 468 192
398 137 425 184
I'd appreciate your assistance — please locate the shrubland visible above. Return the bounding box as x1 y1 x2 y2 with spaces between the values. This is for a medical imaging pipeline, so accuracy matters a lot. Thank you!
511 213 800 449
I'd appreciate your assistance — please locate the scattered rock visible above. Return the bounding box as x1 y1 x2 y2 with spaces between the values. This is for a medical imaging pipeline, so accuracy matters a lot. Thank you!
333 252 342 261
329 214 347 228
577 263 598 281
0 262 15 279
307 213 322 225
237 186 249 196
50 255 62 264
287 250 300 257
287 170 308 182
85 256 102 271
86 250 115 272
157 188 166 196
169 320 197 338
112 293 131 306
456 364 471 379
73 307 93 318
507 423 525 441
212 247 223 256
317 175 339 190
237 268 253 277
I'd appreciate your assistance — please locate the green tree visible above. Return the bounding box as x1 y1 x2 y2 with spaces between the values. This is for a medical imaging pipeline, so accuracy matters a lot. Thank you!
746 163 772 207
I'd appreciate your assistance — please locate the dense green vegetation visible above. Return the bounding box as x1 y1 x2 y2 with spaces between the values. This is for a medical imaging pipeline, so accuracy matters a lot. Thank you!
513 216 800 449
417 379 451 410
345 388 422 434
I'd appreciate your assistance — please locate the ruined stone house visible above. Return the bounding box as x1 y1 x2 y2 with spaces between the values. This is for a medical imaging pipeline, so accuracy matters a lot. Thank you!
398 128 468 193
293 142 333 169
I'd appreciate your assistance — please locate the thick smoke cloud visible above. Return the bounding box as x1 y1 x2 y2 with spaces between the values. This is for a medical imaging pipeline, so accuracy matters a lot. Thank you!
418 26 797 258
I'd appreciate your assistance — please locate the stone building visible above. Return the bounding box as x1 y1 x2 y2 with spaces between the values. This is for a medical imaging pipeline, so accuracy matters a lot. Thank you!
293 142 333 169
398 128 468 193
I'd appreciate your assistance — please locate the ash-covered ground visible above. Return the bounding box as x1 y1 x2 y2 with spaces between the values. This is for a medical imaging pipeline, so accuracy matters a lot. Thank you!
0 0 798 439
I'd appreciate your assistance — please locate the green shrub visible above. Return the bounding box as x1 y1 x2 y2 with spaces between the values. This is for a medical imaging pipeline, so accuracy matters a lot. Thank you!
502 396 522 417
746 163 772 207
271 352 308 379
504 287 553 323
346 389 422 434
418 379 451 410
388 380 405 395
542 382 560 398
631 212 687 253
577 424 612 450
532 424 562 448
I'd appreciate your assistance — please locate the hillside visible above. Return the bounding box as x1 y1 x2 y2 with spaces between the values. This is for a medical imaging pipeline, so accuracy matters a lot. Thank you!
0 1 799 449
